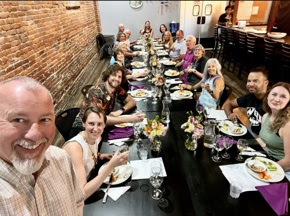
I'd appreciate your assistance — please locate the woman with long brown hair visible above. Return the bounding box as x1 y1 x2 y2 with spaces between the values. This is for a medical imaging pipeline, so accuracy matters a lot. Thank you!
256 82 290 171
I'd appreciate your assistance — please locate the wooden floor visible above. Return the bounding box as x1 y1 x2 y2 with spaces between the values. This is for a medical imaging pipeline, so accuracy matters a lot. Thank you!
52 52 250 147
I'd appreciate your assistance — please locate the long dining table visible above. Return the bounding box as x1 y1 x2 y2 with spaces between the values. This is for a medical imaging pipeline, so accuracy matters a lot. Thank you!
84 44 289 216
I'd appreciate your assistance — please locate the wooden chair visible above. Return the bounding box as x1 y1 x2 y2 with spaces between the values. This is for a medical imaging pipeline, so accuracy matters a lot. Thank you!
280 44 290 81
55 108 80 141
218 84 232 109
81 85 93 98
96 33 114 60
263 38 276 82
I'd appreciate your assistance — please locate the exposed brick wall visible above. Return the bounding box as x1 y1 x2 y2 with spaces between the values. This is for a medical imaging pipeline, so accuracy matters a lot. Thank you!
0 1 102 111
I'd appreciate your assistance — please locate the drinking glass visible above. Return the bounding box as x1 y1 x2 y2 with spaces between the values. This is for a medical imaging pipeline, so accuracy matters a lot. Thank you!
150 161 163 200
211 135 224 163
221 136 233 159
120 144 129 153
195 101 204 116
235 139 249 162
139 145 148 160
152 86 158 104
203 106 212 122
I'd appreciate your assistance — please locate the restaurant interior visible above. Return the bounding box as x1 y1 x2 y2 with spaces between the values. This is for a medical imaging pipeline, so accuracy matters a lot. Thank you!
0 1 289 216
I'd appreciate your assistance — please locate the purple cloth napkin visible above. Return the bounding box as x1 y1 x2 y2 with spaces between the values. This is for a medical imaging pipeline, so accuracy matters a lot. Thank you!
180 73 190 84
216 136 237 147
129 84 145 91
108 127 134 140
256 183 288 216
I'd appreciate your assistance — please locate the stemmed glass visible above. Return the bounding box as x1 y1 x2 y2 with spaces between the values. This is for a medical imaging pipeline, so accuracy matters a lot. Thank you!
163 79 171 101
152 86 158 104
212 135 225 163
235 139 249 162
195 100 204 116
203 106 212 122
150 161 164 200
221 136 234 159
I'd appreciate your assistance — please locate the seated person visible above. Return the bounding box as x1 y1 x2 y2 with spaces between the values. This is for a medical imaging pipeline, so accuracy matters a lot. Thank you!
175 35 196 70
158 24 167 42
71 64 145 136
63 106 129 199
161 31 174 50
110 42 139 65
169 30 186 62
114 32 127 50
112 48 147 91
124 29 137 50
224 66 269 135
256 82 290 171
218 6 233 25
179 58 224 109
140 21 154 38
180 44 208 85
116 23 125 38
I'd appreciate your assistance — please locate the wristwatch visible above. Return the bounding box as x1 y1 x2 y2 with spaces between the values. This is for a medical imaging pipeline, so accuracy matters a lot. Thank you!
121 107 126 113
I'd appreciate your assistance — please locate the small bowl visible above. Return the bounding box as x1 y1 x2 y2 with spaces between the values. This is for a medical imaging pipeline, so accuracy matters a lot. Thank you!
267 32 287 39
247 160 267 173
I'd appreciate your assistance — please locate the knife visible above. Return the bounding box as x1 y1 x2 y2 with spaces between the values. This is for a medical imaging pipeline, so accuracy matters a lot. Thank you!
103 173 113 203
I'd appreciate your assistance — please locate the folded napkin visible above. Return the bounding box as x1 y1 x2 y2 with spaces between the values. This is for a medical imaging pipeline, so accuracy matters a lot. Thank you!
108 127 134 140
180 73 190 84
108 138 129 146
102 186 131 201
136 77 148 81
256 183 288 216
166 79 182 85
240 146 267 157
216 136 237 146
128 84 145 91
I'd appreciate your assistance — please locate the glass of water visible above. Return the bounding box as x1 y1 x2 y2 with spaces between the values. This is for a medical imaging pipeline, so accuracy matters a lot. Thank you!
139 145 148 160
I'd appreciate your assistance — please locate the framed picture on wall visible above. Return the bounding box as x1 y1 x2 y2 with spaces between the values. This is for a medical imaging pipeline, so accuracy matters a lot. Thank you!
129 1 143 9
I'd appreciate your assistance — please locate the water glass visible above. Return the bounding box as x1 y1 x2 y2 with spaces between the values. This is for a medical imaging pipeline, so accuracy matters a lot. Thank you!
139 145 148 160
235 139 249 162
230 181 243 198
150 161 163 200
211 135 224 163
221 136 233 159
120 144 129 153
195 101 204 115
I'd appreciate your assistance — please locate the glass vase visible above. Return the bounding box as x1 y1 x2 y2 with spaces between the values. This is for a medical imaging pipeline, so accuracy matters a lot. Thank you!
184 134 198 151
150 137 162 154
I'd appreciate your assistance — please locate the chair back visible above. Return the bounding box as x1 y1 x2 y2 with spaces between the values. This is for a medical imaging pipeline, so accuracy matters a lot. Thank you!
238 32 247 50
264 38 276 63
81 85 93 98
280 44 290 81
55 108 80 141
246 33 257 54
96 33 106 50
219 84 232 108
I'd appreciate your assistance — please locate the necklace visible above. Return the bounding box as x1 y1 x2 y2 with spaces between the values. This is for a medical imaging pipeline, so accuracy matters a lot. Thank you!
82 133 98 164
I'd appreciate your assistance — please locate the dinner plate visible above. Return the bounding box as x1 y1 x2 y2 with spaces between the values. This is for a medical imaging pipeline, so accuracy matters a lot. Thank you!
245 157 285 183
132 69 148 77
115 122 133 128
173 90 193 98
164 70 180 77
131 61 145 68
156 50 168 56
99 162 133 185
267 32 287 39
163 60 176 66
154 46 164 50
253 30 266 34
130 89 149 98
218 120 247 136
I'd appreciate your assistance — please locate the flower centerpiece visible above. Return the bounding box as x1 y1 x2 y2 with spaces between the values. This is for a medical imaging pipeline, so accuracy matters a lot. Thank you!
143 115 167 153
151 74 165 86
181 112 204 151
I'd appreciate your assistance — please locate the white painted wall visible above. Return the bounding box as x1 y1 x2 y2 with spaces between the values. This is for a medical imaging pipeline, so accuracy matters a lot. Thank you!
98 1 180 40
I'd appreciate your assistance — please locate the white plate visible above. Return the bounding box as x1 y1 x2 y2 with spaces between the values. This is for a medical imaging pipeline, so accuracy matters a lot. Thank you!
99 162 133 185
156 51 168 56
115 122 133 128
218 120 247 136
132 69 148 77
131 61 145 68
267 32 287 39
154 46 164 50
130 89 149 98
163 60 176 66
173 90 193 99
245 157 285 183
164 70 180 77
253 30 266 34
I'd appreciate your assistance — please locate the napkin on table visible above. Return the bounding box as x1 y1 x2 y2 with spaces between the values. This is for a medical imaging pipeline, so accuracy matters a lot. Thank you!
256 183 288 216
128 84 145 91
108 127 134 140
102 186 131 201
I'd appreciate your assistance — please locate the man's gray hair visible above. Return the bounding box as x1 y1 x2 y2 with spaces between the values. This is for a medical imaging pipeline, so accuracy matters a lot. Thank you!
186 35 196 43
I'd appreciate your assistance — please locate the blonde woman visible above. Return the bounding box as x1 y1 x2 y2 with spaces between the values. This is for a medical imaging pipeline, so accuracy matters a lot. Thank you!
179 58 224 109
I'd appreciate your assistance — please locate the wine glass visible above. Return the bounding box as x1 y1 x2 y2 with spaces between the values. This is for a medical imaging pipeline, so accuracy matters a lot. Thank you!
152 86 158 104
195 101 204 116
211 135 224 163
235 139 249 162
203 106 212 122
221 136 234 159
150 161 163 200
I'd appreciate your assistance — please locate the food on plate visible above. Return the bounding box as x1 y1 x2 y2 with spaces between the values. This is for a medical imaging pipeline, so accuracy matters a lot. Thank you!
118 123 127 127
247 160 266 173
258 171 271 180
111 168 120 182
133 89 148 97
163 60 176 65
259 160 277 171
231 126 243 134
222 123 230 131
131 62 143 67
176 90 191 97
165 70 179 76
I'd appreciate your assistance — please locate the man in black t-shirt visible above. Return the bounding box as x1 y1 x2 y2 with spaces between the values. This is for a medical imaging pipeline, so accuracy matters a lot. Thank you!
224 66 269 135
218 6 233 25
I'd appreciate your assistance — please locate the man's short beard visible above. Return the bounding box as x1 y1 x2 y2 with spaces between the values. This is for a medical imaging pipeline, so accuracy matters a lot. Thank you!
12 153 45 175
